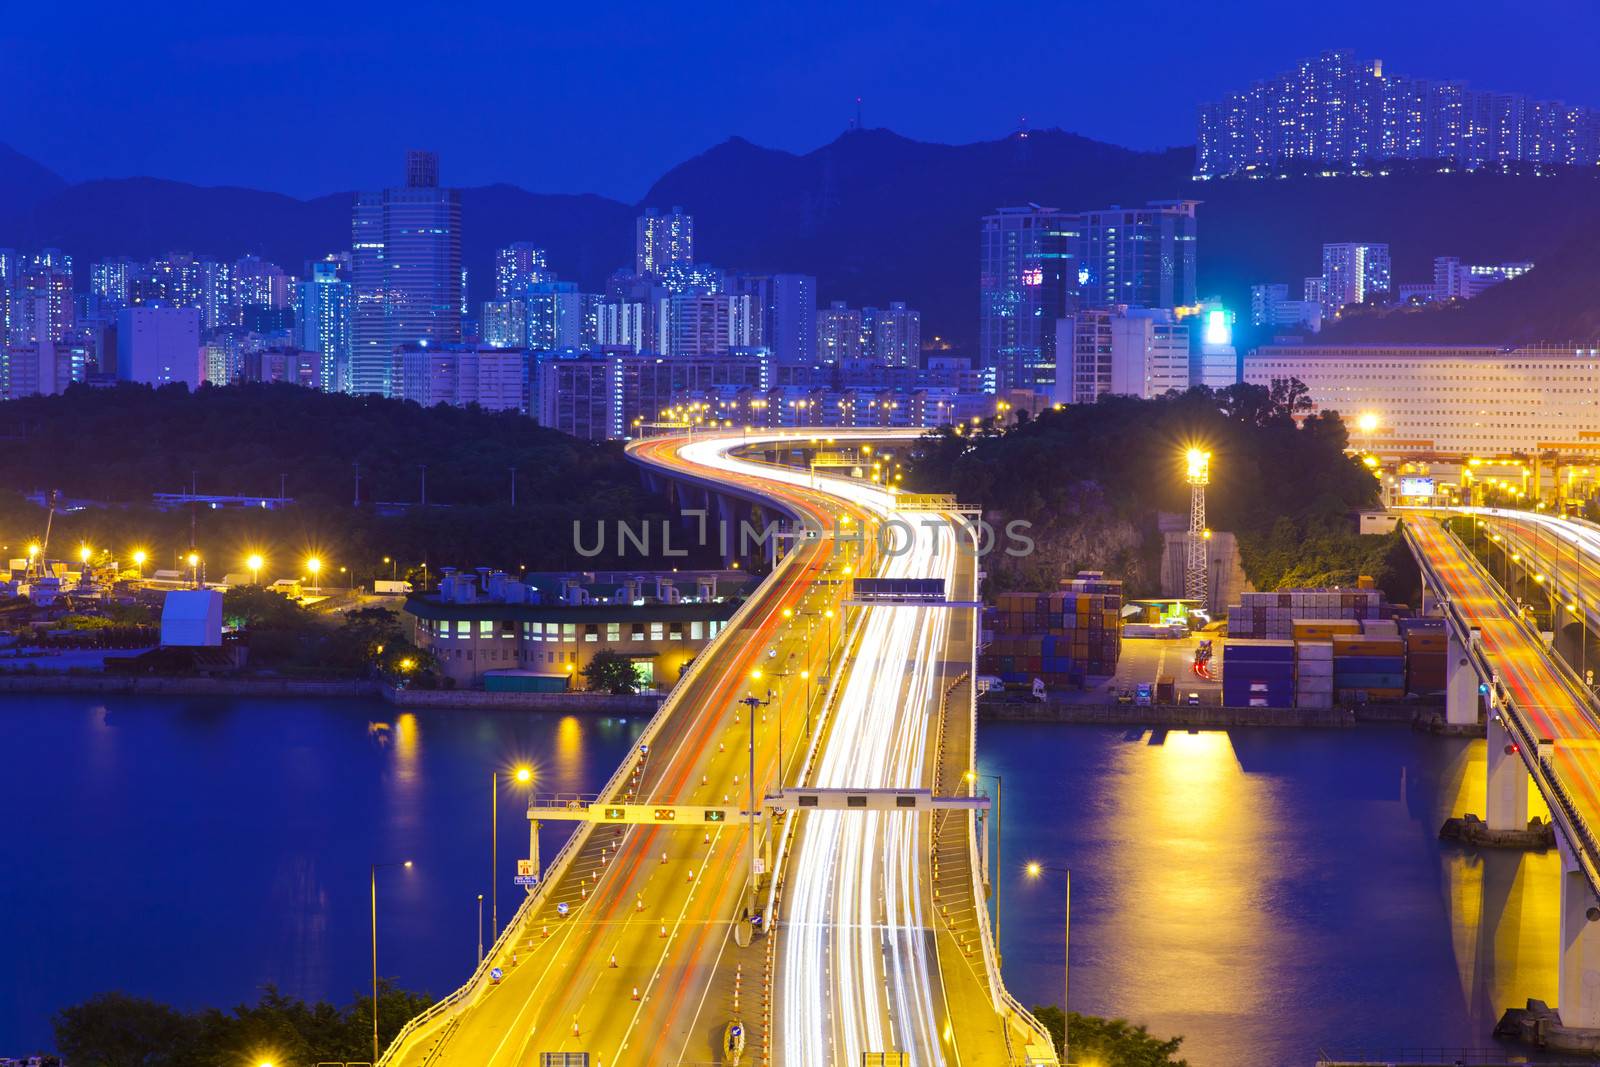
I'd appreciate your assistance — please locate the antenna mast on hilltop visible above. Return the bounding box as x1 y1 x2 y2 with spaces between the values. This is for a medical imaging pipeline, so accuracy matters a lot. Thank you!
853 96 863 131
1185 449 1211 609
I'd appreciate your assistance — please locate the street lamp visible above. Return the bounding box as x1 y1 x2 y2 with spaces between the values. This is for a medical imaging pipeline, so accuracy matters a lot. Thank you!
247 553 264 586
371 859 414 1065
1024 861 1072 1063
132 549 147 578
79 545 92 565
492 765 535 941
186 551 201 588
307 556 322 594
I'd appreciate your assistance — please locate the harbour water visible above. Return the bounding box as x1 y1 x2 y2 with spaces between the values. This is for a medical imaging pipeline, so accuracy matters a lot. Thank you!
0 697 1563 1064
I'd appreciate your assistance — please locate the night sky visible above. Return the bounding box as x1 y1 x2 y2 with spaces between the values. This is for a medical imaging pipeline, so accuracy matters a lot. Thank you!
9 0 1599 201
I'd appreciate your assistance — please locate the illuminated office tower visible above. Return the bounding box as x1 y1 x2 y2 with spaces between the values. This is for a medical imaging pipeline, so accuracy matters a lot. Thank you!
351 150 462 395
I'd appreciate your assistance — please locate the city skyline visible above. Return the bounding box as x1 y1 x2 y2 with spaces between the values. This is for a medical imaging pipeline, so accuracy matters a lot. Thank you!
6 1 1600 200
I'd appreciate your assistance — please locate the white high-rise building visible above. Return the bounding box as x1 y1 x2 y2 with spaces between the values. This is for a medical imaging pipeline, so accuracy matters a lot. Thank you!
117 307 201 388
1056 307 1189 404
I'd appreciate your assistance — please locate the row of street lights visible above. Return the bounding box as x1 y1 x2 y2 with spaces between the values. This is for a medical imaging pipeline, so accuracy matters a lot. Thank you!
361 760 538 1066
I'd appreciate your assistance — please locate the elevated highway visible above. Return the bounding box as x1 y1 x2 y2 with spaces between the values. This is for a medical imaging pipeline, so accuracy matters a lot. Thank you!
379 430 1054 1066
1402 513 1600 1032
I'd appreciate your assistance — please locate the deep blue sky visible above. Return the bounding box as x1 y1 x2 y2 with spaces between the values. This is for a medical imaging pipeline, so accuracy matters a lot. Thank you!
8 1 1598 202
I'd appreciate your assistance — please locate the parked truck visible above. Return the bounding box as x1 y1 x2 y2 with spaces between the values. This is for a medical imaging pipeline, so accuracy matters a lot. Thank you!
374 579 413 595
1155 675 1177 704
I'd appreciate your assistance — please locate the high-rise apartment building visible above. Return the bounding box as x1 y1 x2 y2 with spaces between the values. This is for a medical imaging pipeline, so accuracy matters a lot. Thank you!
669 291 755 358
8 264 74 345
770 274 817 367
351 150 463 396
297 262 354 392
494 243 550 300
816 301 864 363
636 207 694 278
481 300 528 349
1250 283 1323 332
871 302 922 368
1197 50 1600 177
1319 243 1391 316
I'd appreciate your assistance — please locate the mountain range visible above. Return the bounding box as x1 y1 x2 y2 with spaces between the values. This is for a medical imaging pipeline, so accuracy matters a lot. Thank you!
3 129 1598 348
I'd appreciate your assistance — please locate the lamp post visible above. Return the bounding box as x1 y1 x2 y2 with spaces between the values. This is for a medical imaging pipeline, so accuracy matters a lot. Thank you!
307 557 322 595
186 551 201 588
1024 861 1072 1063
742 675 774 903
371 859 414 1065
492 765 534 941
247 553 263 587
132 549 147 579
477 893 484 964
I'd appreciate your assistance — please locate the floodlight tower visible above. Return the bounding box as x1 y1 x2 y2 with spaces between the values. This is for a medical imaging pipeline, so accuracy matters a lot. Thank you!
1186 448 1211 608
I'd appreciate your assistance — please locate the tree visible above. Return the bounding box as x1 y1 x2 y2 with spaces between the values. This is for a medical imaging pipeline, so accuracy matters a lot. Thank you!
54 983 435 1067
1030 1006 1189 1067
582 648 644 693
54 992 194 1067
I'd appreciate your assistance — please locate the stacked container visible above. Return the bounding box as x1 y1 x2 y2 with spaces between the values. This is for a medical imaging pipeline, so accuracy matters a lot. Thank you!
1294 640 1334 708
1222 639 1295 707
1330 618 1406 702
1227 588 1386 639
1401 617 1448 695
982 573 1123 687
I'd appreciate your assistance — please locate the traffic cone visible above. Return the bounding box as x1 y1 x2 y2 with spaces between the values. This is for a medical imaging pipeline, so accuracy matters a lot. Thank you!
572 1018 580 1038
661 851 668 864
542 925 549 939
636 895 644 912
704 832 710 845
610 953 618 968
632 986 640 1001
659 924 668 938
686 869 694 882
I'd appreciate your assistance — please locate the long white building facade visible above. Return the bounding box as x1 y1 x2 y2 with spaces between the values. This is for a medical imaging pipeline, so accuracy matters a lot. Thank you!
1245 343 1600 456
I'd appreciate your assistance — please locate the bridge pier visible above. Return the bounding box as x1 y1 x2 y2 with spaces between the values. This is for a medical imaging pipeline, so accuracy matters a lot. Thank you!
1560 841 1600 1030
1485 714 1531 832
1445 626 1480 727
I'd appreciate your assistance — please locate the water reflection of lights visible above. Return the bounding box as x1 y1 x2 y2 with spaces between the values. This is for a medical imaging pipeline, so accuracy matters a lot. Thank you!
555 716 583 782
1101 729 1272 1019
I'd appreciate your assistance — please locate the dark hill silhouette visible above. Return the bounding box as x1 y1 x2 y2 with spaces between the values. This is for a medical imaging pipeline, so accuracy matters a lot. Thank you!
2 132 1598 346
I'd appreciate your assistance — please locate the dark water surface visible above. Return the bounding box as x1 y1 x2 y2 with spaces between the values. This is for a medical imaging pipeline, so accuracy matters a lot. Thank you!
983 723 1560 1066
0 697 1562 1065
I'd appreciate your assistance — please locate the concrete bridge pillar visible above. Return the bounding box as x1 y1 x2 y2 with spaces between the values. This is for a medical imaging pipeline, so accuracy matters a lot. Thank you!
1559 840 1600 1029
1446 626 1480 726
1486 713 1531 833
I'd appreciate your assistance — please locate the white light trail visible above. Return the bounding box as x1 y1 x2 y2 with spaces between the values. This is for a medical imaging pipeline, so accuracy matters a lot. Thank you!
676 432 956 1066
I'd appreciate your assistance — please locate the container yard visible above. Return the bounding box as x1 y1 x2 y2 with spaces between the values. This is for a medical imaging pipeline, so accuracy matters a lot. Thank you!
1226 584 1386 640
1223 598 1450 709
981 572 1123 689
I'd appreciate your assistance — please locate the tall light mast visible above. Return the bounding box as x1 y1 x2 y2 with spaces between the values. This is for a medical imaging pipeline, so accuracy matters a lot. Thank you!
1186 449 1211 609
